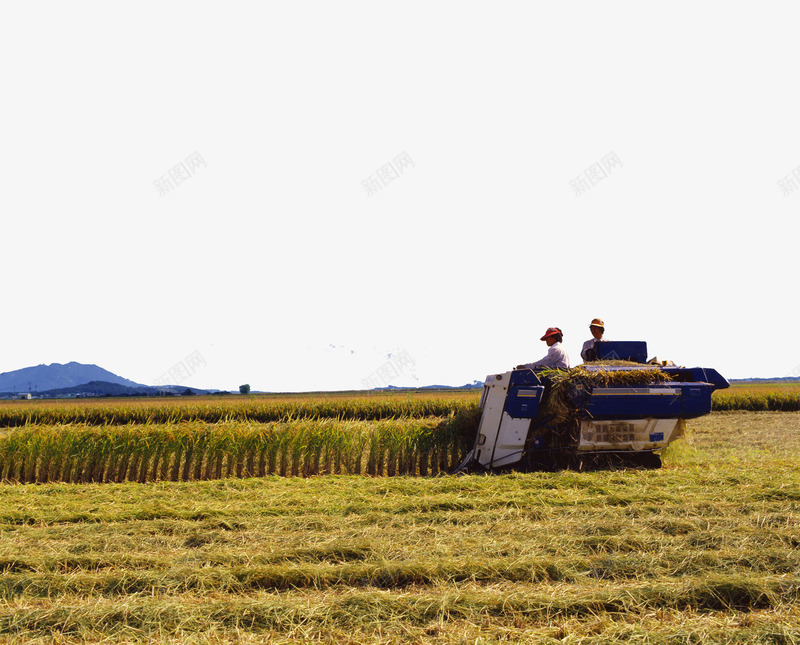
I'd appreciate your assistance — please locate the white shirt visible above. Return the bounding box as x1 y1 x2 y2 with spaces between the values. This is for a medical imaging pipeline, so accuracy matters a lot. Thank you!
581 336 606 362
523 342 570 370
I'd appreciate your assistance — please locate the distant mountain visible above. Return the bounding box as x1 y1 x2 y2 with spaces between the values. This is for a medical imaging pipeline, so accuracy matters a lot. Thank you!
0 362 146 394
380 380 484 391
35 381 213 398
37 380 153 397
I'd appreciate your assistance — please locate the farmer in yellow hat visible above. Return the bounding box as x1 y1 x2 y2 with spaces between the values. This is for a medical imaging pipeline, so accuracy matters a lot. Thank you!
517 327 570 370
581 318 605 362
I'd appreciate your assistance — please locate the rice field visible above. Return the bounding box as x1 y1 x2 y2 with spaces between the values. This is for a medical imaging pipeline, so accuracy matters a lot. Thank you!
0 390 477 427
0 409 799 643
0 391 482 484
0 417 480 484
712 381 800 412
1 378 797 428
2 381 800 487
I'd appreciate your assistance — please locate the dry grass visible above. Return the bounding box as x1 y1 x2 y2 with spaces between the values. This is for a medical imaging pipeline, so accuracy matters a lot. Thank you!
1 411 800 642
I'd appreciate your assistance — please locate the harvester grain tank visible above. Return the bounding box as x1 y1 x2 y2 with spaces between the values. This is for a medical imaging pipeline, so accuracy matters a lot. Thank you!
456 341 729 472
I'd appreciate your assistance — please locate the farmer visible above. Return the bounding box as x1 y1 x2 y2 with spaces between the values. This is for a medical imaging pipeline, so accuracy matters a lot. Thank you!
517 327 570 370
581 318 605 362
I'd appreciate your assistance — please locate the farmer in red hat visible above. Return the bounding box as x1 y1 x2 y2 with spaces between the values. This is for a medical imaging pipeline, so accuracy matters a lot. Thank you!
517 327 570 370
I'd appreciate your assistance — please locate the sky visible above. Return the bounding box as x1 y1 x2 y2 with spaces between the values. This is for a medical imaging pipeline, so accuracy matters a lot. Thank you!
2 2 799 392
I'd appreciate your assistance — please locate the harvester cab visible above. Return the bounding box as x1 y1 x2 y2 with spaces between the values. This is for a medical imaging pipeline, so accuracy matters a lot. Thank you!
455 341 729 472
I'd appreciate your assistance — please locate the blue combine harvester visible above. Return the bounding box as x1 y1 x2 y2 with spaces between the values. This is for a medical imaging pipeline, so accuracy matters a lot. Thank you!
457 341 729 472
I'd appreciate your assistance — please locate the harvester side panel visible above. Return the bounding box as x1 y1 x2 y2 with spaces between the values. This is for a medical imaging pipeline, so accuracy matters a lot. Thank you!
474 378 507 466
504 386 544 418
583 383 714 419
474 374 535 469
594 341 648 363
578 418 680 451
490 414 532 467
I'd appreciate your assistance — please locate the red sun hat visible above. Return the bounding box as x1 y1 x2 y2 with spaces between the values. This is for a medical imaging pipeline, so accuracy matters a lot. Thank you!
540 327 562 341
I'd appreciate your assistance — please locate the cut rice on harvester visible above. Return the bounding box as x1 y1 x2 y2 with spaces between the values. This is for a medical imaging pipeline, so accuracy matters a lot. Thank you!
454 340 730 473
538 364 674 426
525 365 675 468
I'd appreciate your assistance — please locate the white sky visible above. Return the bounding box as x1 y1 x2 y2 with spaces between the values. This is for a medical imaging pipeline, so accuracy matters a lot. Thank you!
2 2 798 392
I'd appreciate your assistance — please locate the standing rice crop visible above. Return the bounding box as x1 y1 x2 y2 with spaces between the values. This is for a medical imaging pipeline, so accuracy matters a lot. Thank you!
0 416 467 484
0 394 479 427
